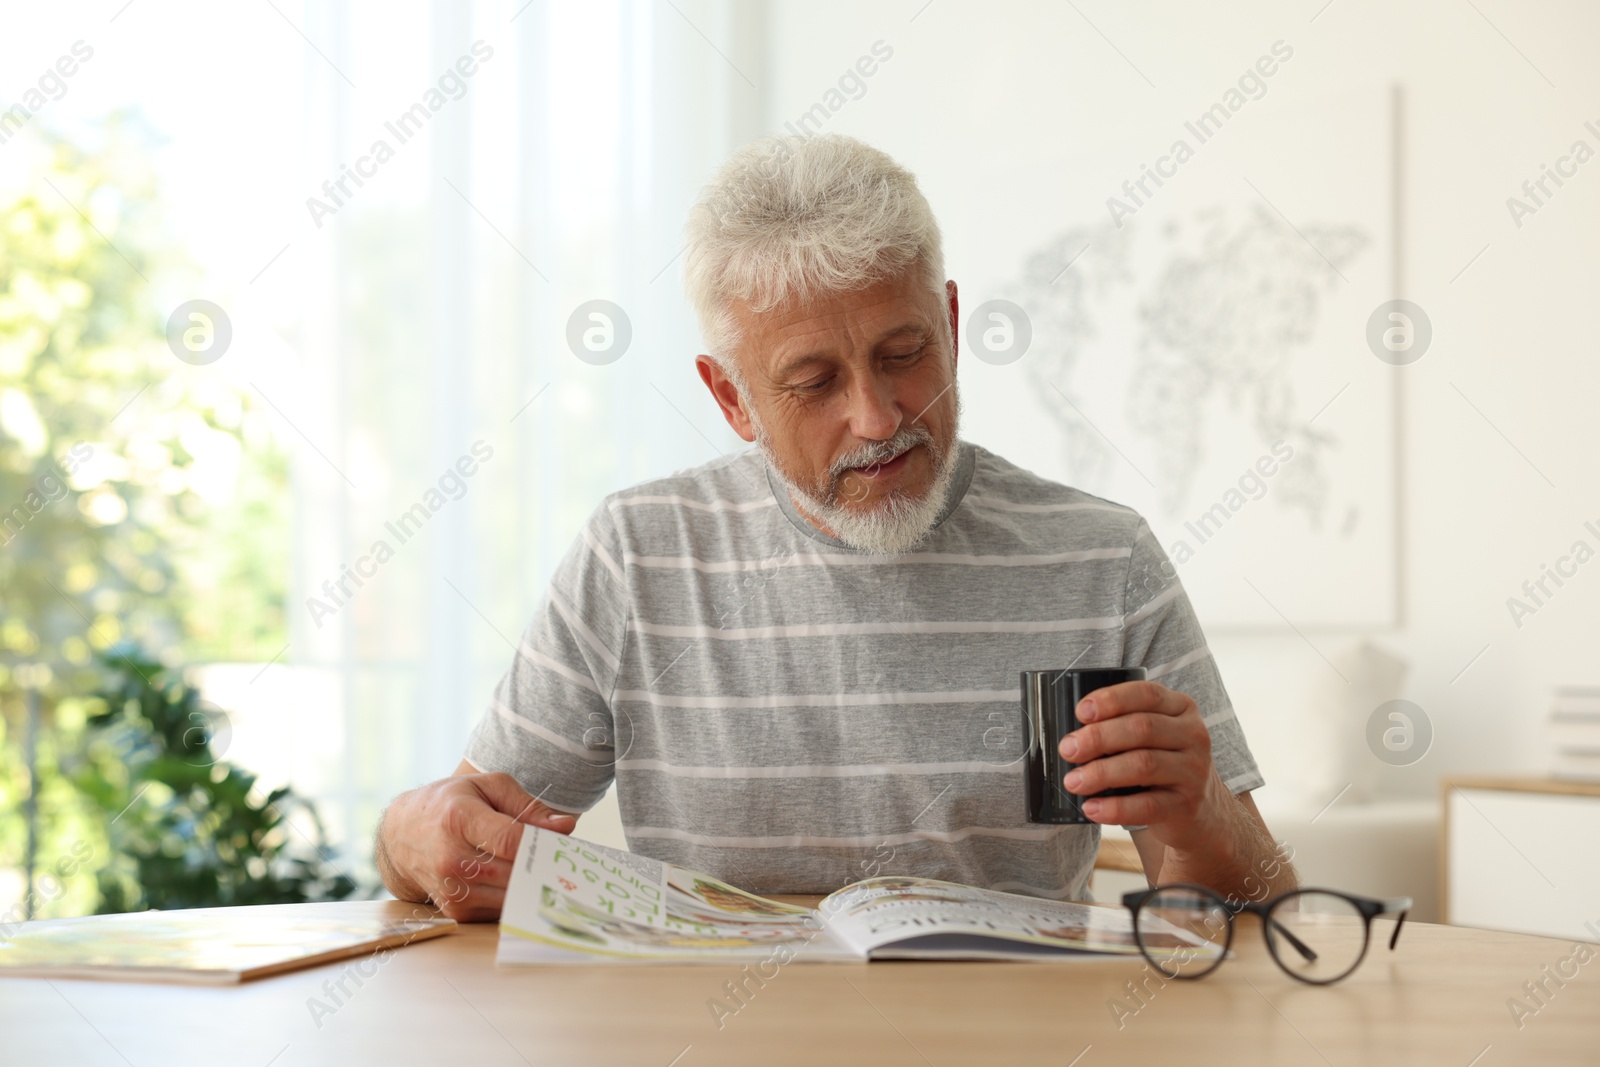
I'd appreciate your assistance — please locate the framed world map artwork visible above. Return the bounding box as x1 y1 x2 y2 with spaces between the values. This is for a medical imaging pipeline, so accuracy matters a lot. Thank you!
952 83 1401 629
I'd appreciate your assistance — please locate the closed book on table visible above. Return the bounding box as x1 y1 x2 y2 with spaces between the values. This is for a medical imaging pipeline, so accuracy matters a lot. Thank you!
0 906 455 984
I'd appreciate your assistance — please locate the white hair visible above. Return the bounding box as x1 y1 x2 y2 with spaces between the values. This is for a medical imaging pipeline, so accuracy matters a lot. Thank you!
683 133 947 390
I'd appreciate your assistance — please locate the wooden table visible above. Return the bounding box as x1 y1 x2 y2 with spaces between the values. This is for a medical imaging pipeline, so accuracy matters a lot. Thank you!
4 898 1597 1066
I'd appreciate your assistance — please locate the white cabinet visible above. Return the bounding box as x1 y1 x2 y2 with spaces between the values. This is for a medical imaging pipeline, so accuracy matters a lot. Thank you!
1444 777 1600 940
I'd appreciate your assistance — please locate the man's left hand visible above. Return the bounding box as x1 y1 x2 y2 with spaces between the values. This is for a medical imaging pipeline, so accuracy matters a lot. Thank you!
1057 679 1231 851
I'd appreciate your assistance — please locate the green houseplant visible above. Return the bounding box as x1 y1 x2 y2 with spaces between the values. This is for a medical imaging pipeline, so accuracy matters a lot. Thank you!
77 644 358 912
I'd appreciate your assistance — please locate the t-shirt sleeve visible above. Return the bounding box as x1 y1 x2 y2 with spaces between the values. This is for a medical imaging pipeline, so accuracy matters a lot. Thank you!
1117 517 1265 830
461 498 629 813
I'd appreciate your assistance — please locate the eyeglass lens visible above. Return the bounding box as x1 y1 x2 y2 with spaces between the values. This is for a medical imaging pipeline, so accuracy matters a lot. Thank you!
1263 890 1370 983
1133 887 1231 978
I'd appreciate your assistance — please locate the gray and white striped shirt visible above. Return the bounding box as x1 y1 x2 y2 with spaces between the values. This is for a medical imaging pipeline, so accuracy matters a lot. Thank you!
464 439 1264 899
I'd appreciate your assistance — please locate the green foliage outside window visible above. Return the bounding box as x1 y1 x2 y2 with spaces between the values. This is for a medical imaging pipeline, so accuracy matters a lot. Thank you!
0 114 342 919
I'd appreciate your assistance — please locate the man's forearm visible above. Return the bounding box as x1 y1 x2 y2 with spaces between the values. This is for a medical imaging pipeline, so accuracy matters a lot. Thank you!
1132 791 1298 903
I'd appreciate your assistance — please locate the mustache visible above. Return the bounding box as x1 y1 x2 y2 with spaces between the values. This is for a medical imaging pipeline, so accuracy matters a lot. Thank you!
829 426 934 480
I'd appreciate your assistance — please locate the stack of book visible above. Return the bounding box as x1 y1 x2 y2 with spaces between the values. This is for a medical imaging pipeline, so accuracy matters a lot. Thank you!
1547 686 1600 781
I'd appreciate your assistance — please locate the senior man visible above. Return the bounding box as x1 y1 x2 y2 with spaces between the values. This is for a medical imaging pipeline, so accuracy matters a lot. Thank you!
377 133 1296 920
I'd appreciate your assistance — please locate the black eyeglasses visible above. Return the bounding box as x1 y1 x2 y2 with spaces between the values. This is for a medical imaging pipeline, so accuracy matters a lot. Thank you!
1120 883 1412 985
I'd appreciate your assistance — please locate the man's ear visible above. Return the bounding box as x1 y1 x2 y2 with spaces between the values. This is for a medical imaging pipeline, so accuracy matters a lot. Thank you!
695 355 756 443
945 279 959 371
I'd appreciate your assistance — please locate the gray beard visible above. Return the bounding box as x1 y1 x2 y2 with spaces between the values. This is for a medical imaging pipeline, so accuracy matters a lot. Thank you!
755 421 962 556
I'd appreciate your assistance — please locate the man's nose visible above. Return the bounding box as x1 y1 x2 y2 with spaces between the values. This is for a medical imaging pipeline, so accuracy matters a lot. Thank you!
845 369 902 442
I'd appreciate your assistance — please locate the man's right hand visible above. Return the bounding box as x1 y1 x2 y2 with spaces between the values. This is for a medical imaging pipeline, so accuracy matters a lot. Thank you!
375 759 578 921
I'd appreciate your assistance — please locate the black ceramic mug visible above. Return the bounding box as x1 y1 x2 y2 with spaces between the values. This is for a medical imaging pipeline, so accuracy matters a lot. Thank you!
1020 666 1148 824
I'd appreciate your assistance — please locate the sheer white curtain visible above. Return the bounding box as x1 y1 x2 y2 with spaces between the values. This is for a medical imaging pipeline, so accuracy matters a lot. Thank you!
267 0 767 876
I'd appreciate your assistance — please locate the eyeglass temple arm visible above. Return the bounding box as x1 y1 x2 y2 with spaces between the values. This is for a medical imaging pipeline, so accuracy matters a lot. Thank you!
1229 900 1319 963
1380 896 1412 951
1266 916 1319 963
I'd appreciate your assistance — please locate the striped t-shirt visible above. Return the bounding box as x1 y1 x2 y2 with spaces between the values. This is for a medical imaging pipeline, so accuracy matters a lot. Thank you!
464 439 1264 900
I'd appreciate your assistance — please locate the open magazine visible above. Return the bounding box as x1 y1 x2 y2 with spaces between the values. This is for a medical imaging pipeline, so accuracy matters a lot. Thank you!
497 829 1219 965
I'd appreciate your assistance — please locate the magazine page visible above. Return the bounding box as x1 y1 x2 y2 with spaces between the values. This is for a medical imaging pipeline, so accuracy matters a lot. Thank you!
819 877 1222 963
497 830 858 964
